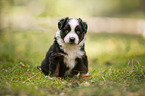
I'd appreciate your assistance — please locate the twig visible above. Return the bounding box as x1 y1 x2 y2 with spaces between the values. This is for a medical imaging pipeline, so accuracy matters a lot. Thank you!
23 71 42 83
102 76 106 82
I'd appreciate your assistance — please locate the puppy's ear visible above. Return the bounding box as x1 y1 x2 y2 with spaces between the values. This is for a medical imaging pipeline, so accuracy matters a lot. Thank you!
58 17 69 30
78 18 88 33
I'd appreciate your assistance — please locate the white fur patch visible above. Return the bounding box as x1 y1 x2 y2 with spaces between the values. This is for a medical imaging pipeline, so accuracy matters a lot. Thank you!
68 18 79 30
56 30 85 75
64 18 79 44
56 31 65 50
63 43 84 75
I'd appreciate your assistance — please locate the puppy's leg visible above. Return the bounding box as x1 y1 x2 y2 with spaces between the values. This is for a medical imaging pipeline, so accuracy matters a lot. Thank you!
80 55 89 77
41 51 60 76
59 63 66 77
49 52 60 75
41 59 50 75
72 55 88 77
81 55 88 74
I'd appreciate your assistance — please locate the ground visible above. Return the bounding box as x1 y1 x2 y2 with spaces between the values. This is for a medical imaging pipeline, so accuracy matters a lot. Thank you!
0 30 145 96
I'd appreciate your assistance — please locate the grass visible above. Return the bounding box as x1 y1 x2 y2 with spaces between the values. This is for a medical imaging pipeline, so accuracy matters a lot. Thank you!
0 30 145 96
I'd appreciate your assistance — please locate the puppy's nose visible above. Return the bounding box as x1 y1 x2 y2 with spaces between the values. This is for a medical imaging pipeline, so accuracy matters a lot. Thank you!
69 37 75 43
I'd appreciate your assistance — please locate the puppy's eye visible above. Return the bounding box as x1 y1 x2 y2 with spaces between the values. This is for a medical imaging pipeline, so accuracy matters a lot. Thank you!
65 30 69 33
77 31 80 34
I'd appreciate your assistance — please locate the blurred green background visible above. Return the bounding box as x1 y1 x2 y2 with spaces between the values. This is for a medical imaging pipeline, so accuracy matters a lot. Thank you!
0 0 145 96
1 0 145 17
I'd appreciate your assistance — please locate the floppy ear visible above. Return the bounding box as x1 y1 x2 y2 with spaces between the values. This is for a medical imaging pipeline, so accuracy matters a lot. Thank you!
78 18 88 33
58 17 69 30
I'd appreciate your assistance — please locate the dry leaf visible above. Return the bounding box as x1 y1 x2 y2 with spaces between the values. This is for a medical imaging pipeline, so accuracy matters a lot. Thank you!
81 75 92 79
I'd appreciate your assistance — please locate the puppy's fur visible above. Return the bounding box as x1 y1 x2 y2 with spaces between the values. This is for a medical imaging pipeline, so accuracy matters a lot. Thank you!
40 17 88 77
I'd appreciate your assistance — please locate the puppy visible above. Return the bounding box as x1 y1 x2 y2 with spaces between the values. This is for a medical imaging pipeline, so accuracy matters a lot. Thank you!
40 17 88 77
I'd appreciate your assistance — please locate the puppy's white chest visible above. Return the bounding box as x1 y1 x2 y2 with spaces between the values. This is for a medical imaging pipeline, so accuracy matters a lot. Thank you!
63 44 84 71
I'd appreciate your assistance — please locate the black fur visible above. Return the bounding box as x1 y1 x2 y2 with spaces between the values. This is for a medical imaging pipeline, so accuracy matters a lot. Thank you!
58 17 69 30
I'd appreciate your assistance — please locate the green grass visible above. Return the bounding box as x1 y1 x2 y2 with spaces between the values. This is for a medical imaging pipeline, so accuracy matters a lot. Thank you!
0 30 145 96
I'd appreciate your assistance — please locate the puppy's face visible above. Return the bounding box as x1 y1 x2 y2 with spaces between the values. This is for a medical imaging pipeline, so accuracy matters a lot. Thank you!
58 17 88 44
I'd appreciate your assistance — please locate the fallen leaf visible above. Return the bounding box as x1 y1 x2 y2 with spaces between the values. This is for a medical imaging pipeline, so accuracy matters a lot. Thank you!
81 75 92 79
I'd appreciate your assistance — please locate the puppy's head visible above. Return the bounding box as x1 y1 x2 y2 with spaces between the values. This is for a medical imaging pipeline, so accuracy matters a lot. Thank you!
58 17 88 44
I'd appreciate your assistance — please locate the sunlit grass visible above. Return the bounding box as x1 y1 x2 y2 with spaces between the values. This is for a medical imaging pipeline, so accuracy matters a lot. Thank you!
0 30 145 95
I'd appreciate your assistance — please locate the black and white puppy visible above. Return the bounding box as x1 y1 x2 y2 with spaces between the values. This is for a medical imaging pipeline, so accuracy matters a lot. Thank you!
40 17 88 77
